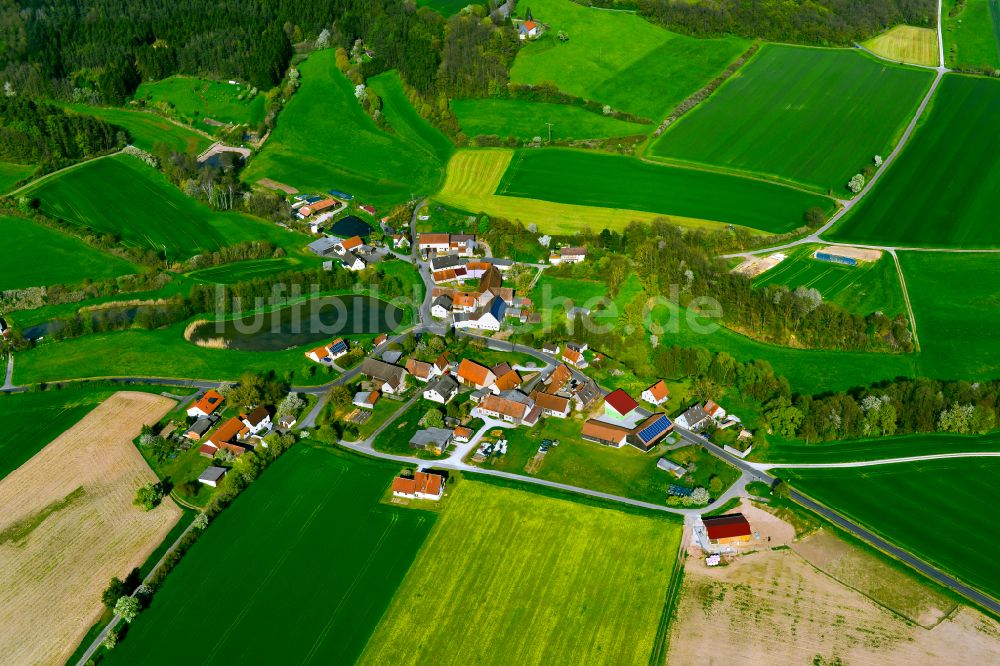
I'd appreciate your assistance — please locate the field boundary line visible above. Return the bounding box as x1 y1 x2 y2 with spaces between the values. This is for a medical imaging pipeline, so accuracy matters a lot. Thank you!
8 150 125 197
891 249 921 352
648 527 688 665
639 154 833 198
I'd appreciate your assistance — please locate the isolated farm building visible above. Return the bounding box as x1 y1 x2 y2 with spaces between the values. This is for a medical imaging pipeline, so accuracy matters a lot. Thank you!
457 359 497 389
603 389 639 421
562 346 588 369
549 247 587 265
184 415 218 441
296 198 338 219
360 358 409 394
307 237 341 257
405 358 438 383
241 406 272 436
359 204 377 215
353 390 380 409
392 470 445 501
409 427 453 454
187 389 224 418
518 8 540 40
341 251 367 271
453 425 473 442
424 374 459 404
581 419 631 447
642 380 670 406
627 413 673 451
529 390 571 418
702 514 753 545
657 458 685 478
431 295 453 318
675 404 710 431
197 466 227 488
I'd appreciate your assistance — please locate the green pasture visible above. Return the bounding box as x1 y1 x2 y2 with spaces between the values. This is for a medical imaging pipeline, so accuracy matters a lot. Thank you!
900 251 1000 380
360 480 681 665
103 446 435 665
452 98 650 140
64 103 211 154
22 155 308 259
943 0 1000 70
781 458 1000 603
831 75 1000 248
0 161 35 192
243 50 446 208
497 148 835 234
761 431 1000 464
185 257 305 283
0 216 138 290
368 70 454 165
754 245 906 317
134 75 266 128
649 45 934 193
510 0 749 121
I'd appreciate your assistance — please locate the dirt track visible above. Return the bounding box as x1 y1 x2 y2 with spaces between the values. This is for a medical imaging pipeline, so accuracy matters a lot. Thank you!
0 392 180 665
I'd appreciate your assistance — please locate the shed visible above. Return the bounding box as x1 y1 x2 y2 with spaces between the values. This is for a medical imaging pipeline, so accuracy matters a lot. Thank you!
198 466 227 487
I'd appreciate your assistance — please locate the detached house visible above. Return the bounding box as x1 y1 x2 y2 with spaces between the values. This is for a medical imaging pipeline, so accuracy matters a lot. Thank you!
642 380 670 406
353 390 380 409
241 406 272 436
360 358 409 394
392 470 446 501
305 338 349 364
405 358 438 383
457 359 496 390
529 390 570 418
562 346 588 369
424 374 459 404
187 389 224 418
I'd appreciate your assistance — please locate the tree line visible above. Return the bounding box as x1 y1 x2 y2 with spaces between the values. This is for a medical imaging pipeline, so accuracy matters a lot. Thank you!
0 98 125 165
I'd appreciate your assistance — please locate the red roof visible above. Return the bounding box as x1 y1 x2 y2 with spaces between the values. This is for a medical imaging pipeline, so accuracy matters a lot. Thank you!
604 389 638 416
189 389 224 415
523 20 537 30
645 380 670 402
392 471 443 496
341 235 363 250
703 514 752 540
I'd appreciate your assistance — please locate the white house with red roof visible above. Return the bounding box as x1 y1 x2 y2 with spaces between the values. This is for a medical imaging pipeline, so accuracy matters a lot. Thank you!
603 389 639 422
642 380 670 406
392 470 445 501
187 390 224 418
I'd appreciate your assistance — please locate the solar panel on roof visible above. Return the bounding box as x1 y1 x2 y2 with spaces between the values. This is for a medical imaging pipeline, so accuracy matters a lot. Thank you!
637 415 671 443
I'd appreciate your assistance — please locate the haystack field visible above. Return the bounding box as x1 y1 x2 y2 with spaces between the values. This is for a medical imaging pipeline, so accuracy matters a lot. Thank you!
0 391 180 665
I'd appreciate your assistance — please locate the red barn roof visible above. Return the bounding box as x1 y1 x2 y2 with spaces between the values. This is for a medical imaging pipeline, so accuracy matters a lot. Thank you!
604 389 638 416
703 514 752 540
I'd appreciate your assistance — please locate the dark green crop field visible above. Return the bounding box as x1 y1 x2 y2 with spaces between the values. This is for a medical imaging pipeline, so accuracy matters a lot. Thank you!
243 50 446 208
650 45 933 193
762 431 1000 464
103 446 435 665
0 216 137 290
782 458 1000 603
831 75 1000 247
452 98 650 141
497 148 835 234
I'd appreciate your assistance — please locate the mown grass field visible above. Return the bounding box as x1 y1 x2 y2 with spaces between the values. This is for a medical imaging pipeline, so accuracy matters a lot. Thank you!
368 70 454 165
360 480 682 665
943 0 1000 70
134 75 266 128
184 256 304 283
753 245 905 317
649 45 933 193
510 0 748 121
832 75 1000 247
243 50 446 208
23 155 308 259
863 25 939 67
103 445 434 665
452 98 650 140
781 458 1000 603
900 251 1000 380
0 161 35 192
761 430 1000 464
64 104 212 154
0 216 137 290
497 148 835 234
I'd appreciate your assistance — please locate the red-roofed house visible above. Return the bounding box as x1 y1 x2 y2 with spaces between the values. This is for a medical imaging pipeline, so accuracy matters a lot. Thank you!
391 471 445 500
562 346 587 369
187 390 224 418
642 380 670 406
702 514 753 545
603 389 639 421
200 417 252 458
457 359 496 390
336 235 363 252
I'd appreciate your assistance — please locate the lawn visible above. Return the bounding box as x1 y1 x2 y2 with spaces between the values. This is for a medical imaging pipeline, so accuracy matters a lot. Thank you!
780 458 1000 603
243 50 446 208
452 98 650 140
760 430 1000 464
371 397 447 459
368 70 454 165
133 75 266 128
0 215 138 290
649 45 934 193
23 154 309 259
899 251 1000 380
359 480 682 665
64 103 212 154
497 148 836 234
509 0 749 121
102 445 435 665
943 0 1000 70
830 75 1000 247
753 245 906 317
0 161 35 192
863 25 939 67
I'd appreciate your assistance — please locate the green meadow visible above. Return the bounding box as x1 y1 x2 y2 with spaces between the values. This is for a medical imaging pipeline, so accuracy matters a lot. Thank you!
0 216 137 290
762 431 1000 464
943 0 1000 70
102 446 435 665
509 0 749 120
243 50 446 207
0 161 35 192
497 148 835 234
781 458 1000 603
452 98 650 140
134 75 266 128
368 70 454 165
360 480 681 665
650 45 934 193
754 245 906 317
23 155 308 259
831 75 1000 248
64 103 212 154
184 257 305 283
